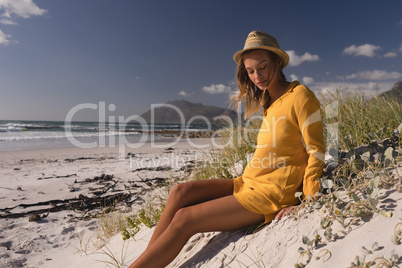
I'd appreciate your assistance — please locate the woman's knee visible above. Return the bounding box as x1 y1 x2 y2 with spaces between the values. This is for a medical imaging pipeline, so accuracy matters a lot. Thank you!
167 179 233 211
169 207 197 235
169 182 193 204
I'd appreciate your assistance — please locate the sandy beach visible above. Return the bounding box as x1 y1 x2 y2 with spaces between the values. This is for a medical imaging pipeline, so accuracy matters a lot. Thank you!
0 138 212 267
1 138 401 268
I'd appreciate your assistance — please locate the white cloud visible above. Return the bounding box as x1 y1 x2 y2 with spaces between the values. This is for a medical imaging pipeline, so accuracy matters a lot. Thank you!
0 18 16 25
399 44 402 53
0 28 10 45
367 82 380 91
285 50 319 67
0 0 47 19
383 51 398 58
0 0 46 45
345 70 402 80
289 74 315 85
202 84 231 94
289 74 299 81
302 76 314 85
311 81 395 98
342 44 381 58
178 91 191 97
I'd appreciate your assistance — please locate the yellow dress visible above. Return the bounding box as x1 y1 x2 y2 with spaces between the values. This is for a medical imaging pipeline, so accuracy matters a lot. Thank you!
233 81 325 223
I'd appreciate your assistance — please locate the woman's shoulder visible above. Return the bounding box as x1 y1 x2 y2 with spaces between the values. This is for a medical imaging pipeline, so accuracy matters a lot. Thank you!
289 81 319 103
291 81 316 98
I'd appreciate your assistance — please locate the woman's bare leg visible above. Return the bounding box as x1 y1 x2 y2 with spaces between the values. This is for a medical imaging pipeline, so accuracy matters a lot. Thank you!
129 194 264 268
147 179 234 247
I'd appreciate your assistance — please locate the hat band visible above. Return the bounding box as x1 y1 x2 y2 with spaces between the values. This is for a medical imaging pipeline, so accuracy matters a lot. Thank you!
244 42 278 50
244 42 263 50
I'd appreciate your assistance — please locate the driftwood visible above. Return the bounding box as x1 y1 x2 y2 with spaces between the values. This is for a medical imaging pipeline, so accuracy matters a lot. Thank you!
0 192 133 219
132 166 172 172
1 173 170 220
135 174 168 187
37 173 77 180
64 157 115 163
74 174 115 184
64 157 97 162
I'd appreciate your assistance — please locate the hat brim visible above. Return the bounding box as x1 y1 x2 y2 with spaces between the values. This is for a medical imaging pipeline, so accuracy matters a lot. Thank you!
233 46 289 69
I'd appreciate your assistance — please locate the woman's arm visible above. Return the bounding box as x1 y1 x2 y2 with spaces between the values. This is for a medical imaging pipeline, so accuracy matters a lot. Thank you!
296 90 325 199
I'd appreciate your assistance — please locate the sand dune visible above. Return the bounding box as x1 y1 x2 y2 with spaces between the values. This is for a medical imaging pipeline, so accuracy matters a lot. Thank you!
0 139 401 267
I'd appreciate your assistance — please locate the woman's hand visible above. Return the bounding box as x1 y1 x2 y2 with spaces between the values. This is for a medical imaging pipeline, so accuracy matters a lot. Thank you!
274 205 297 220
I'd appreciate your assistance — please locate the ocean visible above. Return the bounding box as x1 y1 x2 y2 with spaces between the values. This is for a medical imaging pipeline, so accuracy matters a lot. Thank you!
0 120 212 152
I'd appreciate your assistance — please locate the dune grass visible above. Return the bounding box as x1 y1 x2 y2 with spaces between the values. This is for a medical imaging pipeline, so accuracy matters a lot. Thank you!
320 90 402 151
190 117 261 181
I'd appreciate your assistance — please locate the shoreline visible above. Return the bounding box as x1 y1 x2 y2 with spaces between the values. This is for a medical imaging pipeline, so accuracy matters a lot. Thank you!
0 131 221 153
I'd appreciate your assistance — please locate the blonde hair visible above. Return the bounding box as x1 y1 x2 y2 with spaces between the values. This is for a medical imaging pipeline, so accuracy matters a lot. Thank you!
230 50 286 118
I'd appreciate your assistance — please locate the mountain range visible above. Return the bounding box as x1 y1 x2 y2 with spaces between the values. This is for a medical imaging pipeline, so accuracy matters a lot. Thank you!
140 99 240 125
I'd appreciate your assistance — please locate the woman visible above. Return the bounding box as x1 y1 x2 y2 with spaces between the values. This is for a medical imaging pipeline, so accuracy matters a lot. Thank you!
129 30 324 268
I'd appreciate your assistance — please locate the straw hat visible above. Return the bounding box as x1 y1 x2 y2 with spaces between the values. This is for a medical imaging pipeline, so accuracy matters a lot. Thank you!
233 30 289 68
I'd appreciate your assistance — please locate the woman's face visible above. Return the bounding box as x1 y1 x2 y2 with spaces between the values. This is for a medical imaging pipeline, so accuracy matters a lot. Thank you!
243 50 277 90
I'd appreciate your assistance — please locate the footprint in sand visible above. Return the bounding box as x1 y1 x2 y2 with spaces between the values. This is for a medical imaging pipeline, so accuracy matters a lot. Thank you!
0 241 12 250
183 235 202 252
1 257 27 267
61 226 75 235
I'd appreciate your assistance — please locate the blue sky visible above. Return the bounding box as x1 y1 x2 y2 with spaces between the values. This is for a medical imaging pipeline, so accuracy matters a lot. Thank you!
0 0 401 121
